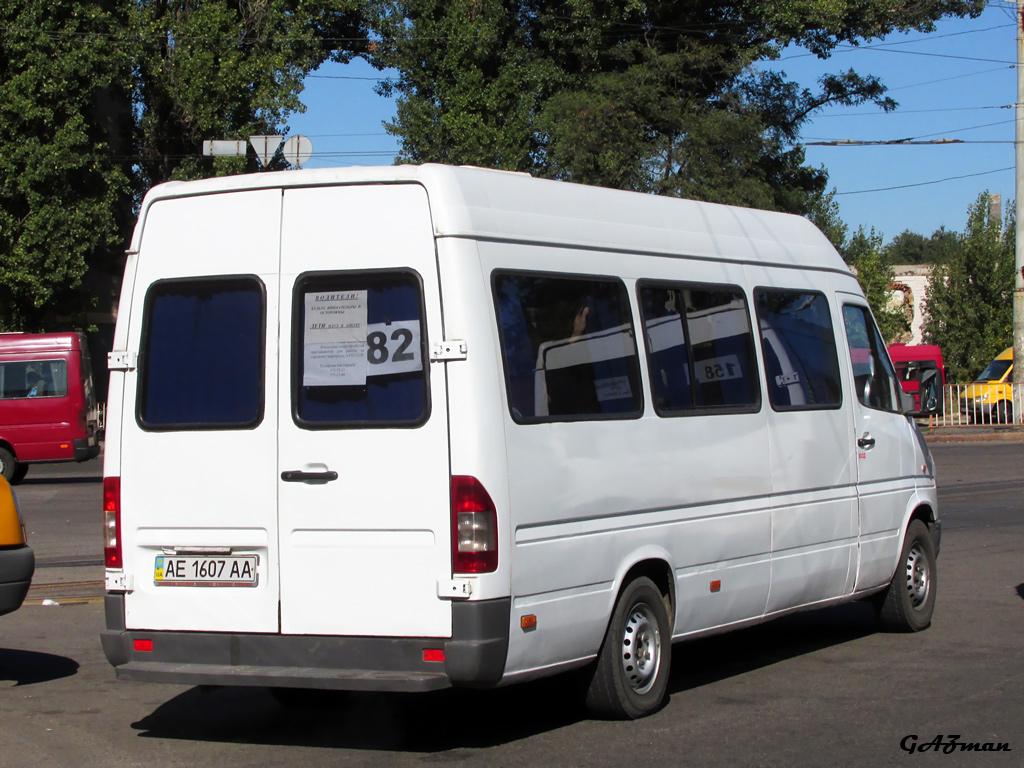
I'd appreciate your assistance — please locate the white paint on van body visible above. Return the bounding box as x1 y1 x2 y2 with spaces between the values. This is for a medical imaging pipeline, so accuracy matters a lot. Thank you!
118 190 282 632
276 185 452 638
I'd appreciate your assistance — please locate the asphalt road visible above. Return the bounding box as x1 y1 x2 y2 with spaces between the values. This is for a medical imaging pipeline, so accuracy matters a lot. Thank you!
1 441 1021 767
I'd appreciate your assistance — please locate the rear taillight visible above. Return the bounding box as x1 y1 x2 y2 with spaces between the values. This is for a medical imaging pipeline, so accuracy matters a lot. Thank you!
103 477 122 568
451 476 498 574
78 408 86 432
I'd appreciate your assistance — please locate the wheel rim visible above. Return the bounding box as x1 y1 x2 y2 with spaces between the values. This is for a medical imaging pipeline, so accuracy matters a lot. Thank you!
620 602 661 695
905 542 931 609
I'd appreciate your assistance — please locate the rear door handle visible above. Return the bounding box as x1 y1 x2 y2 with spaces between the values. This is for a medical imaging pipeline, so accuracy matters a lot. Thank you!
857 434 876 450
281 470 338 483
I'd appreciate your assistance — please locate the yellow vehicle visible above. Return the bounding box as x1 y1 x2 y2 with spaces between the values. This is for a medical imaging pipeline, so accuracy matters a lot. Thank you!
0 474 33 616
960 347 1014 424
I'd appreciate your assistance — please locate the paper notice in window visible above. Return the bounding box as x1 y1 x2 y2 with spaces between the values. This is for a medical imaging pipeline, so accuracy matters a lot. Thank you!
303 291 368 386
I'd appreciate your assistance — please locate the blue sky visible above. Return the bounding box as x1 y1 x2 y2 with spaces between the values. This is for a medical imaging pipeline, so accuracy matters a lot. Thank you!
285 2 1019 246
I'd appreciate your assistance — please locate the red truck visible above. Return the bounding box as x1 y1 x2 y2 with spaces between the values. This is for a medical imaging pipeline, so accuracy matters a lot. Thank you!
887 343 945 417
0 332 101 483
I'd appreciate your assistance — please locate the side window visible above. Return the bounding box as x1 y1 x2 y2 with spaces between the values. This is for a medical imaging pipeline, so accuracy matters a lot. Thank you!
293 270 428 428
639 282 759 414
755 289 842 410
842 304 901 413
0 360 68 399
494 271 643 422
139 276 265 429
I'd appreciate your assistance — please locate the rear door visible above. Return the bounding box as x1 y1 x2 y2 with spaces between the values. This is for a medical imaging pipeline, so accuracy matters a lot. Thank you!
120 190 281 632
277 184 453 637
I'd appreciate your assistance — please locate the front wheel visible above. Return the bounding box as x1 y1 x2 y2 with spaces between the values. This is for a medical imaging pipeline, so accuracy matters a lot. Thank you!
0 447 18 484
876 519 937 632
585 576 671 719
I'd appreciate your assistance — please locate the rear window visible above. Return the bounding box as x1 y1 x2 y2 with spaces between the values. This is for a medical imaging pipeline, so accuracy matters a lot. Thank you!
0 360 68 399
292 270 428 428
494 271 643 422
138 276 265 429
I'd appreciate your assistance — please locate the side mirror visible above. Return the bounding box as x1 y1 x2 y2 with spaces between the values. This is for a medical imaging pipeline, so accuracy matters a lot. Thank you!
906 369 940 418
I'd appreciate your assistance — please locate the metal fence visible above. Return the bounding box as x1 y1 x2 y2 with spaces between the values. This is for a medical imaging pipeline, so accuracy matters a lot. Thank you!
927 384 1023 427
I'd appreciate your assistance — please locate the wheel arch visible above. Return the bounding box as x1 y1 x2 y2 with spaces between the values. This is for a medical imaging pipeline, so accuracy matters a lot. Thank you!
612 553 675 634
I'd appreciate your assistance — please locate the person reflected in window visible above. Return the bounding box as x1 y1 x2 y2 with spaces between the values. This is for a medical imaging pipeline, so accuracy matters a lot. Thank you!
26 371 43 398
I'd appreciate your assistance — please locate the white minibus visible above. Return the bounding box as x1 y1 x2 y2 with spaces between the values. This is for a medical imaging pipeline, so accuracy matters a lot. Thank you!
101 164 940 719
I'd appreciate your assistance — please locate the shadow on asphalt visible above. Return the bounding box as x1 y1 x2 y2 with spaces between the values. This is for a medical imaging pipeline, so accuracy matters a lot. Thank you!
131 601 880 751
0 648 79 686
1016 584 1024 601
17 476 103 486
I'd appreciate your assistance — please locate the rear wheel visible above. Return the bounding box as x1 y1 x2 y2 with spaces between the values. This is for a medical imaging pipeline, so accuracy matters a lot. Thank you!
585 576 671 719
0 447 18 484
876 520 937 632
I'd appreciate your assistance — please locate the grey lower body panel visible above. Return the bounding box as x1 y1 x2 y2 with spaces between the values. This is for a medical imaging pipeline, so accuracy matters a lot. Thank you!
101 595 510 692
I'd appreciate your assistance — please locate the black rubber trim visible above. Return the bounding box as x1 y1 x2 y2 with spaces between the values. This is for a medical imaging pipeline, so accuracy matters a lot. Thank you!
0 545 34 616
73 439 100 462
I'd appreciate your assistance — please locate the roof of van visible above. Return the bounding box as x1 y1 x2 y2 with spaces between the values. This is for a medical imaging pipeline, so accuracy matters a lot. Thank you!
0 332 82 354
138 164 850 274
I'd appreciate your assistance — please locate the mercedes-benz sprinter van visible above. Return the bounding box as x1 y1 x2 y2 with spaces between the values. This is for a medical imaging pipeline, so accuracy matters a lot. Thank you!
101 164 940 719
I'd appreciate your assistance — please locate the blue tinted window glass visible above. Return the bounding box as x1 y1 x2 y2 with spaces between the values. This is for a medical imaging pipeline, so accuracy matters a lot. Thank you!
140 278 264 428
294 272 427 427
756 290 842 410
640 284 759 413
494 272 643 422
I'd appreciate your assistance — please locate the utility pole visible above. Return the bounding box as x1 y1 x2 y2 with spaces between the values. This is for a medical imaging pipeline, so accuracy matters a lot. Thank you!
1015 1 1024 405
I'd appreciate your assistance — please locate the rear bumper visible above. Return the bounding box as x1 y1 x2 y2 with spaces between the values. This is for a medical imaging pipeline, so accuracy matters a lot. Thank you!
101 594 510 692
0 545 34 616
73 438 100 462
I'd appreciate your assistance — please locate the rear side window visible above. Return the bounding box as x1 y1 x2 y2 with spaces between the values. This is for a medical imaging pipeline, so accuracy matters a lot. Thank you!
755 289 842 410
639 282 759 414
293 270 428 428
0 360 68 399
494 271 643 422
139 276 265 429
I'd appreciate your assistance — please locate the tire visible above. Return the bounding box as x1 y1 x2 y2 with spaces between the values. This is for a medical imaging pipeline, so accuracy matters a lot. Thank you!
585 576 671 719
876 520 937 632
10 464 27 484
0 446 18 484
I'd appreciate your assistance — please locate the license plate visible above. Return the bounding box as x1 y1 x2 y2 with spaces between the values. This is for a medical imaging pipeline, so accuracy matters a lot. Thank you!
154 555 259 587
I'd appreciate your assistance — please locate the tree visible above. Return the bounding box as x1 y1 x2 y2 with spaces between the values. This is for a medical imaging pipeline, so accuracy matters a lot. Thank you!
134 0 368 189
844 226 909 344
0 0 133 331
807 187 848 253
0 0 367 331
884 227 960 266
373 0 984 215
923 193 1016 383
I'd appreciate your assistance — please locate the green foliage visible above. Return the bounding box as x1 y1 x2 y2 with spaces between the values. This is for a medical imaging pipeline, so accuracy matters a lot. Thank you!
844 226 909 344
0 0 133 330
806 187 848 253
0 0 366 331
883 227 960 265
134 0 367 188
373 0 984 214
923 193 1016 383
